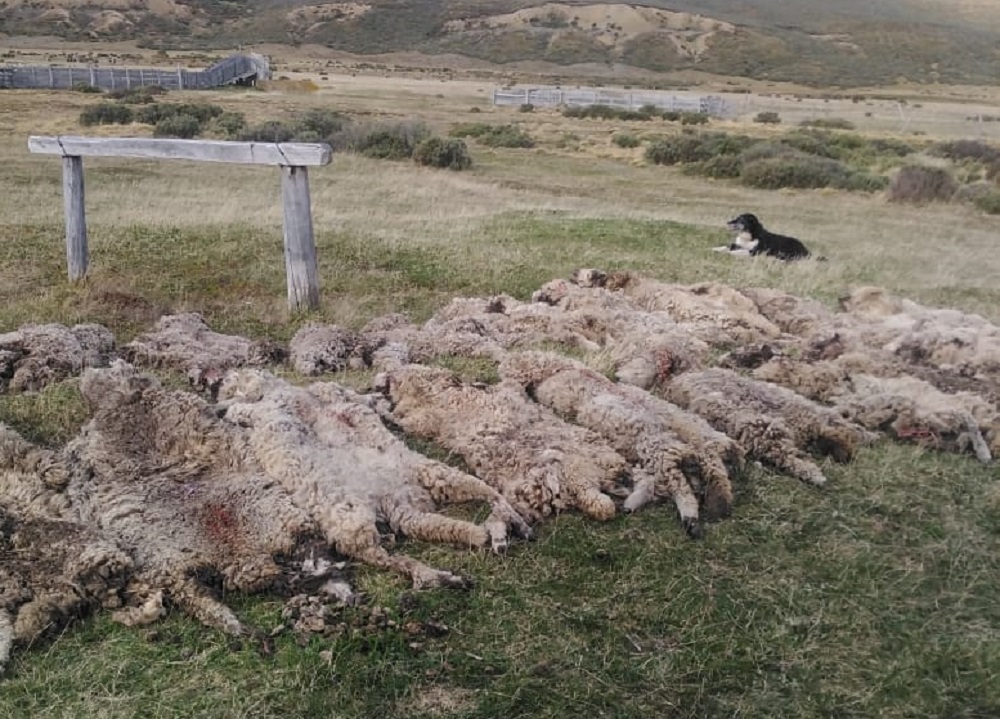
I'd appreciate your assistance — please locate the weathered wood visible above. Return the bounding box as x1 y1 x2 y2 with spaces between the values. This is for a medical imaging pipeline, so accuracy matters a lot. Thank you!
62 156 88 282
28 136 332 167
280 165 320 311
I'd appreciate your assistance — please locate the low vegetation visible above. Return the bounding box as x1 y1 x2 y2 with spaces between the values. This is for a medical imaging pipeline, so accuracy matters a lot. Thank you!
646 129 899 192
450 123 535 148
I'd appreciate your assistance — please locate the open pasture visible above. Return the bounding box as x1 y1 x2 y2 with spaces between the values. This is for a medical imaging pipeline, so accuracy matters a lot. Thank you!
0 66 998 719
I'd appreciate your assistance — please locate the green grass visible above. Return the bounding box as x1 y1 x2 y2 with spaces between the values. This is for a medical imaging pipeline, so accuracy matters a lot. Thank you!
3 445 997 718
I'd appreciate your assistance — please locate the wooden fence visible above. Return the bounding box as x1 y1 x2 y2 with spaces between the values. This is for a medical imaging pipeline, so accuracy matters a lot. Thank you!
28 136 330 311
492 86 729 117
1 53 270 91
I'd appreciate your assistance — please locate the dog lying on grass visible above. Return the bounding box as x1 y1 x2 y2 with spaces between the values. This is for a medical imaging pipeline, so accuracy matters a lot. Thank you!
713 213 819 261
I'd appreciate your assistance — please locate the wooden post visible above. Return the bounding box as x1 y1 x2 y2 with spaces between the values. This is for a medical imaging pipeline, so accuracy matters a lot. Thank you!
62 156 88 281
280 165 320 311
30 136 331 308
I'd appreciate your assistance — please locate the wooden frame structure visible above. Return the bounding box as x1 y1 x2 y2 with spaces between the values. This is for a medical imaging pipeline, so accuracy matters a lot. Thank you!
28 135 331 311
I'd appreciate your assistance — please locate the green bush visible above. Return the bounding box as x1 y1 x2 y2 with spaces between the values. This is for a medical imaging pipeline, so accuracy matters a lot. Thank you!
413 137 472 170
738 155 873 191
931 139 1000 163
72 83 102 94
800 117 856 130
645 135 712 165
753 111 781 124
561 104 664 121
887 165 957 203
296 108 346 138
685 154 744 179
153 114 201 139
450 122 493 139
519 103 535 113
452 123 533 148
613 133 641 148
136 102 223 125
679 111 709 125
973 190 1000 214
79 103 133 126
211 111 247 139
108 85 165 104
238 120 297 143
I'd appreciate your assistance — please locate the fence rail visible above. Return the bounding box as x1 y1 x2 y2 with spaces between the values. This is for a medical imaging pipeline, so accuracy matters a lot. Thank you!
493 86 729 116
29 135 329 311
0 53 270 91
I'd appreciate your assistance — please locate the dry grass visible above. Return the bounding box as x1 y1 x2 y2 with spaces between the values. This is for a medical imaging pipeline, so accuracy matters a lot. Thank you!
1 70 999 718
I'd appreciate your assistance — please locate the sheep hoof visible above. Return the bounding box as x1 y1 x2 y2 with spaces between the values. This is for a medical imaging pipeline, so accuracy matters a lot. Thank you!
683 519 704 540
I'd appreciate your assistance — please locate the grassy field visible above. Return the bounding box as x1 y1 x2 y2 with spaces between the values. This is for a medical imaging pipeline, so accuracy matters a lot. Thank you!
1 72 999 718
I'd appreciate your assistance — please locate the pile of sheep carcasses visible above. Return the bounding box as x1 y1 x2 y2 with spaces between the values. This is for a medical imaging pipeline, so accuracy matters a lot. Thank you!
2 269 997 672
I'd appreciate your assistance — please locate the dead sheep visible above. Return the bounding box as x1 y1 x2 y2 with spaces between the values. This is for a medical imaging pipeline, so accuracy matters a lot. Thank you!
737 287 835 336
499 351 745 535
376 363 630 524
65 362 336 642
663 368 874 486
571 268 783 346
753 358 995 463
0 323 114 393
122 313 286 391
217 369 531 589
289 322 365 375
835 287 1000 379
1 423 131 675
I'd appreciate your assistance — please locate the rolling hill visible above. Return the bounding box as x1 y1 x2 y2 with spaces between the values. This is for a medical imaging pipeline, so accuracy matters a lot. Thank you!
3 0 1000 87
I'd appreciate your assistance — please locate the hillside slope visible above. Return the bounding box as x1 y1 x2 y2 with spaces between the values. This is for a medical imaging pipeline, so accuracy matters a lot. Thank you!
3 0 1000 87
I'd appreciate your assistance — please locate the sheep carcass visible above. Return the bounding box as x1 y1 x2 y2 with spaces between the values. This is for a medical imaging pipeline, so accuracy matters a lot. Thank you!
571 269 783 346
65 362 343 643
1 424 131 675
0 323 114 393
663 368 873 486
122 313 286 390
753 358 995 463
217 369 531 589
499 351 743 535
376 364 630 523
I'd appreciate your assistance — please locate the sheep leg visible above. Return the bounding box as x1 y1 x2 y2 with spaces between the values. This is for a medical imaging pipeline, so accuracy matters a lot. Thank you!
382 501 490 549
170 578 247 636
623 471 656 512
960 413 992 463
327 503 470 590
699 457 735 520
111 588 167 627
416 463 533 548
0 608 12 675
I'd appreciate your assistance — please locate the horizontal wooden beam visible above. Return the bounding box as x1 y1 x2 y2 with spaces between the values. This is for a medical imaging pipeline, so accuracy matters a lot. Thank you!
28 136 332 166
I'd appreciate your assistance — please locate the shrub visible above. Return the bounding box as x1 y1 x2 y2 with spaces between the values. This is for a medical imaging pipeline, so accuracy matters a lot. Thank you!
753 111 781 124
469 106 481 113
932 139 1000 163
519 103 534 113
136 102 223 125
238 120 297 143
452 123 533 148
211 111 247 139
334 121 432 160
450 122 493 139
153 114 201 139
679 112 709 126
296 108 346 138
739 155 863 190
108 85 165 104
953 181 996 203
645 135 710 165
800 117 856 130
79 103 133 126
973 190 1000 214
685 154 743 179
72 83 102 94
886 165 957 203
413 137 472 170
613 133 641 148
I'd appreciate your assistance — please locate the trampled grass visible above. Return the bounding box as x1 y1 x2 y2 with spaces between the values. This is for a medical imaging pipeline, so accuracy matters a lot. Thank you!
1 80 999 718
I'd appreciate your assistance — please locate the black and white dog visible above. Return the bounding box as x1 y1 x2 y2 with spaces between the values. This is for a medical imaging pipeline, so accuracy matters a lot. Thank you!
717 213 813 261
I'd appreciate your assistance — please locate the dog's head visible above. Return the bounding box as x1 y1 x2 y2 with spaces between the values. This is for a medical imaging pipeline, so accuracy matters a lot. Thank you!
726 213 763 237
